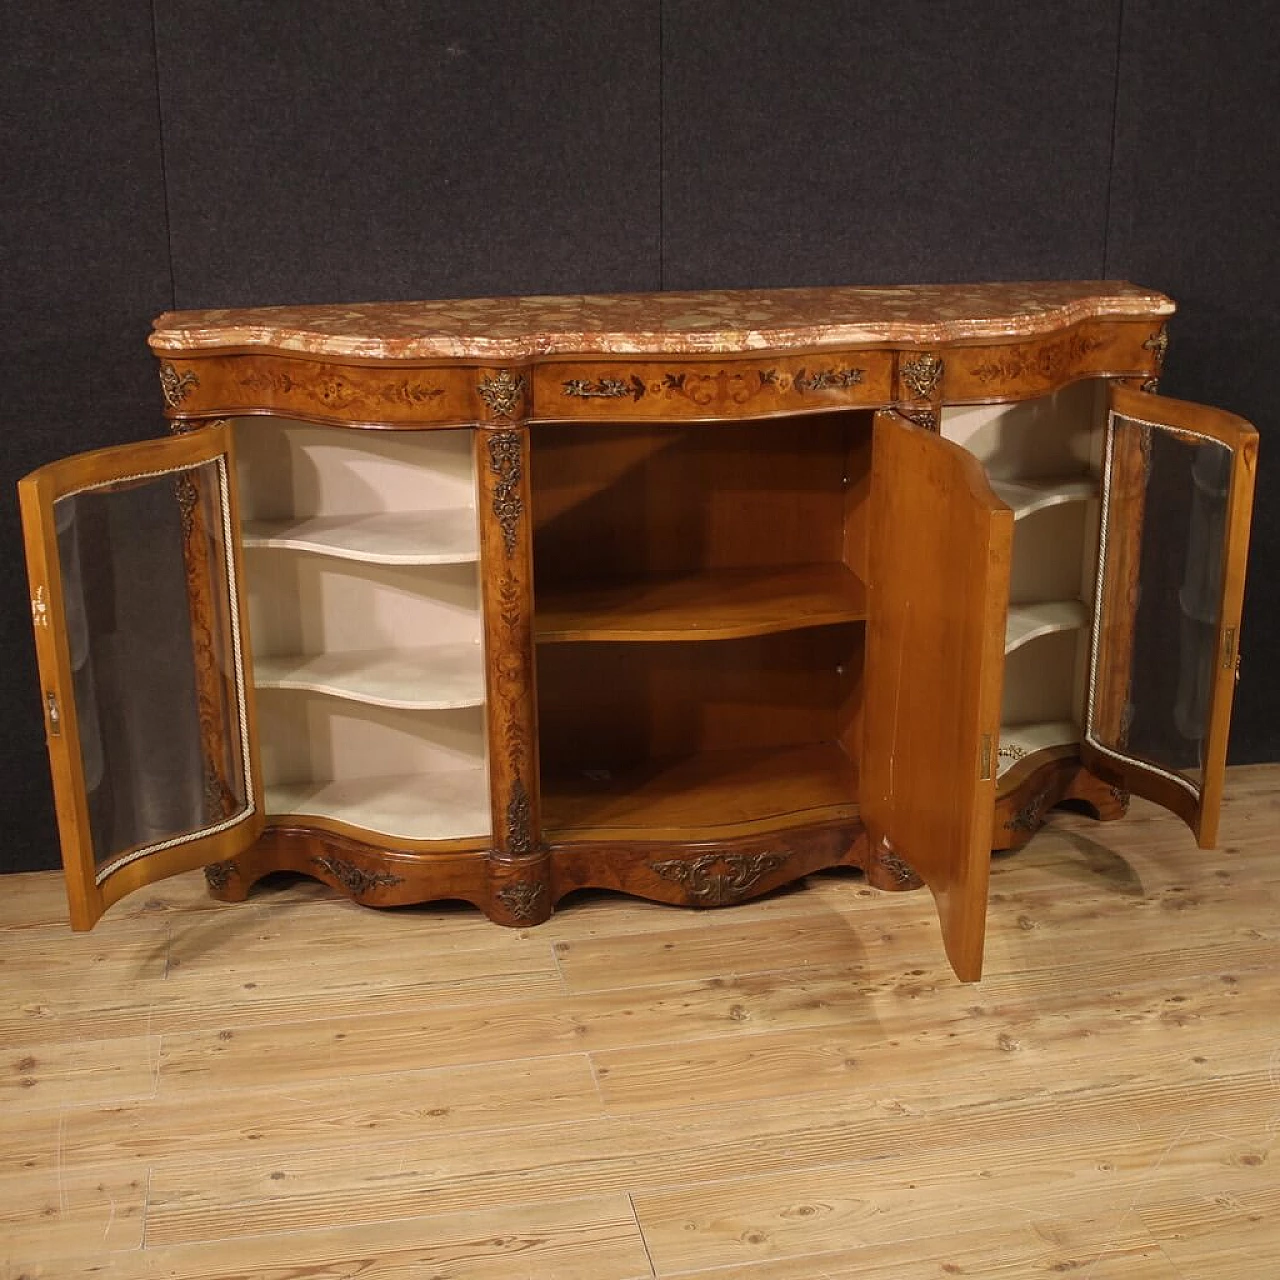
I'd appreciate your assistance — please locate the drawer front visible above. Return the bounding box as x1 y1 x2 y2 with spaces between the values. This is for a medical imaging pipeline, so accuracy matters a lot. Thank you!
533 351 895 422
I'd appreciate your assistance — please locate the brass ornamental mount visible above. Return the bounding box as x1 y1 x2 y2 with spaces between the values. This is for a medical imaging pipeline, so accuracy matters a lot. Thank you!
311 855 405 895
477 369 527 419
159 361 198 409
487 431 524 558
900 353 944 400
648 851 789 906
496 878 546 923
504 777 533 855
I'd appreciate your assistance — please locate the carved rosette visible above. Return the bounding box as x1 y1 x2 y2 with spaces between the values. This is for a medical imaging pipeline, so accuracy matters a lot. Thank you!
311 855 405 896
487 431 524 558
900 353 943 400
160 361 198 409
477 369 526 419
649 852 789 906
495 878 545 923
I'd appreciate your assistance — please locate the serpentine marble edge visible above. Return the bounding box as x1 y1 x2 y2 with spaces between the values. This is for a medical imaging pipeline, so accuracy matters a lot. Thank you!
151 281 1174 362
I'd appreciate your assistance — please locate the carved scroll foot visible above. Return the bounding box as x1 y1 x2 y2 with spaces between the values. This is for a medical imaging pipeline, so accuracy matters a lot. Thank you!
488 853 552 928
865 836 924 892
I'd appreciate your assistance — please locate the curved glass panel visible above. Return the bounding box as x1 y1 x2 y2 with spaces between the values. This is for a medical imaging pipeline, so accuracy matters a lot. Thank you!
1087 412 1231 795
53 456 253 880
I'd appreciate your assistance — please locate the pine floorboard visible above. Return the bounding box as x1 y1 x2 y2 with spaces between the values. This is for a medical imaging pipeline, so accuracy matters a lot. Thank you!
2 764 1277 1278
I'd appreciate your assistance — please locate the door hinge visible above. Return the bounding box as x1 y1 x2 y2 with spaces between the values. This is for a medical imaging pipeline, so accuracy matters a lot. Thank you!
979 733 993 781
1222 626 1237 669
45 691 61 737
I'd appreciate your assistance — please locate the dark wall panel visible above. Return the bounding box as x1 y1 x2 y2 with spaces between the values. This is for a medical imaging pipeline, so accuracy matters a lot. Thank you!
661 0 1120 288
1107 0 1280 761
155 1 662 306
0 4 172 872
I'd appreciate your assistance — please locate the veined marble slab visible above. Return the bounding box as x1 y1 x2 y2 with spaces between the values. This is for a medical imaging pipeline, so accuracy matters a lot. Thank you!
152 281 1174 361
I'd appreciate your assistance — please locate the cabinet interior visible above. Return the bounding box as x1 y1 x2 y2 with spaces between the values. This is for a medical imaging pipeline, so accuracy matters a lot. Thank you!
942 379 1105 782
233 419 489 842
530 413 870 839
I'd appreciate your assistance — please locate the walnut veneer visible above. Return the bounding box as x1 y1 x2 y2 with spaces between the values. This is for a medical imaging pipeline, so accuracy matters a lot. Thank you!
20 282 1257 981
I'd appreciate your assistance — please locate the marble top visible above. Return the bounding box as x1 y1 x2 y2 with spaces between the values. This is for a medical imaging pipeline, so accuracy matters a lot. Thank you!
151 281 1174 361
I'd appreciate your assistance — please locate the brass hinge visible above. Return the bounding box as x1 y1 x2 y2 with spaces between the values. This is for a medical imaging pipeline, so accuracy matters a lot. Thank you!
1222 626 1237 669
45 691 61 737
979 733 993 781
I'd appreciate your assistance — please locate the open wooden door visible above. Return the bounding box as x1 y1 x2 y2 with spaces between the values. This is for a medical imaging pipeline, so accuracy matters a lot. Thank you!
863 410 1013 982
19 423 263 929
1083 384 1257 848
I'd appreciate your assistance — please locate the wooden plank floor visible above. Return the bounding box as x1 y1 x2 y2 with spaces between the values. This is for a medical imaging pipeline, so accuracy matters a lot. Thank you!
2 764 1277 1278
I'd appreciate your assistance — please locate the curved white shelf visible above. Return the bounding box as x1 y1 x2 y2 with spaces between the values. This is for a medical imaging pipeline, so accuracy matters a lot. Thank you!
242 509 478 565
1005 599 1090 654
252 644 485 710
997 720 1080 777
990 476 1097 520
266 768 491 842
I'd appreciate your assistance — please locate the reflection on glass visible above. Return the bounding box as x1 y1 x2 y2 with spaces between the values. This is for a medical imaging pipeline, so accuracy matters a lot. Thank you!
1088 414 1231 794
54 458 251 878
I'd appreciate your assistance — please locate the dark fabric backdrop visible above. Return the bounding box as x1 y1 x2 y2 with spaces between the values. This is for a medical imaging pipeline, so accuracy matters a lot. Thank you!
2 1 1277 873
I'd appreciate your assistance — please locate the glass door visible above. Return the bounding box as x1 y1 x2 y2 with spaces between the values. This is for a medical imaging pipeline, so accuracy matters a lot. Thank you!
1084 385 1257 846
19 423 263 928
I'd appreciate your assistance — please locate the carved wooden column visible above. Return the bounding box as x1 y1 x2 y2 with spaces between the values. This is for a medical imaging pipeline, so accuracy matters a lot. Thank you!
474 367 551 926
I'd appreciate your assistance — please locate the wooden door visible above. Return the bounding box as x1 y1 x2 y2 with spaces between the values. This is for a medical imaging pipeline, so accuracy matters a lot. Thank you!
19 424 264 929
862 410 1013 982
1083 384 1257 847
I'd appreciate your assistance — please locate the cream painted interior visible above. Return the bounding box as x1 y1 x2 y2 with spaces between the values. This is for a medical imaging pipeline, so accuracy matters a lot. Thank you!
943 380 1106 780
233 419 489 839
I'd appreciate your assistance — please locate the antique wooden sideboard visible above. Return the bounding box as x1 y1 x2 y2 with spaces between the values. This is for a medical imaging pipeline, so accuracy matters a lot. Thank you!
19 282 1257 980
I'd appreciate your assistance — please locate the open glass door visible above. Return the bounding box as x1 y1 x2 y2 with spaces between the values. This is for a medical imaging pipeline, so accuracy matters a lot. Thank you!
863 410 1013 982
1084 384 1257 847
19 423 263 928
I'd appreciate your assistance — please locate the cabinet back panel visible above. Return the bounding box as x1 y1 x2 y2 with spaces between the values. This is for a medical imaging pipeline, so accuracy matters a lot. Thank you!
1008 501 1096 606
256 690 486 786
243 553 482 657
536 628 860 771
233 420 475 521
530 415 870 584
942 379 1104 482
1002 629 1085 727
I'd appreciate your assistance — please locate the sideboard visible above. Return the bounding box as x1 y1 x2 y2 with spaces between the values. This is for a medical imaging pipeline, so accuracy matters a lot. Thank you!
19 282 1257 980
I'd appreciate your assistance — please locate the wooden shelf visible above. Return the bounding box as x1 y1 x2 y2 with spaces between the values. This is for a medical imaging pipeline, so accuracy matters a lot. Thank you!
242 510 478 565
266 768 490 842
542 742 858 841
252 644 485 710
535 564 867 643
990 475 1097 520
1004 599 1090 653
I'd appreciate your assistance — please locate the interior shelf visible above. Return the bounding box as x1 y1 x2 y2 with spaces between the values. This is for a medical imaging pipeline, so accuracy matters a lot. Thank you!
252 644 485 710
265 768 490 841
241 510 479 565
541 742 858 840
534 563 868 643
990 476 1098 520
997 720 1081 777
1005 599 1090 653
